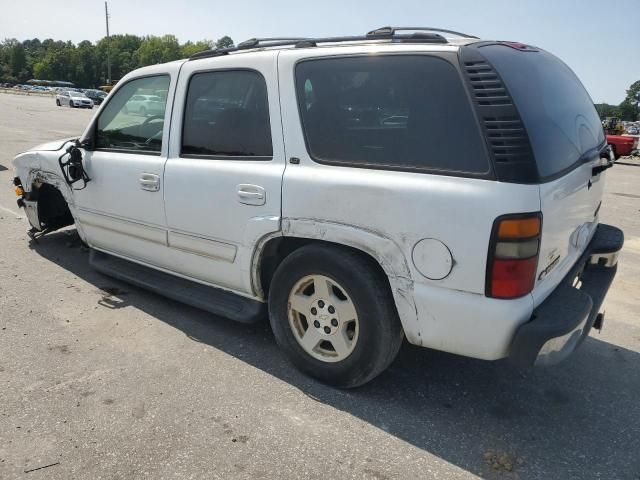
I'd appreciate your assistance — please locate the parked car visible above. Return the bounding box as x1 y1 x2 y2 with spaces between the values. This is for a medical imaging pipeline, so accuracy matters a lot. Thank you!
12 28 623 387
123 94 165 116
607 134 638 158
55 90 94 109
83 89 108 105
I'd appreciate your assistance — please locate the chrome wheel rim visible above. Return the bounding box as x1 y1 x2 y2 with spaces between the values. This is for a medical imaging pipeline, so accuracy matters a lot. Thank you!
287 274 359 363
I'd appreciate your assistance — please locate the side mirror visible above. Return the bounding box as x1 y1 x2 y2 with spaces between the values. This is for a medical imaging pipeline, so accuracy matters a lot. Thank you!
58 143 91 188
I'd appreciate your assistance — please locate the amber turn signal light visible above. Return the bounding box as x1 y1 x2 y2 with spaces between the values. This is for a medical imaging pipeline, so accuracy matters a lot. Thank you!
497 217 541 239
15 187 24 196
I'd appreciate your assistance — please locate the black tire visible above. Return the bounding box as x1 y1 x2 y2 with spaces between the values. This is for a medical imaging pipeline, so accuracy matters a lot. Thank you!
56 99 60 106
69 100 74 108
268 244 404 388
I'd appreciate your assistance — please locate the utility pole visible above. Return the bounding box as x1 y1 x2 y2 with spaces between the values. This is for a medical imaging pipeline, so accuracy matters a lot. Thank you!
105 1 111 84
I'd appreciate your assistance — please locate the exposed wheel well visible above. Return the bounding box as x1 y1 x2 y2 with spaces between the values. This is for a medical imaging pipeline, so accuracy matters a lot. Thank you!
34 183 74 231
258 237 390 298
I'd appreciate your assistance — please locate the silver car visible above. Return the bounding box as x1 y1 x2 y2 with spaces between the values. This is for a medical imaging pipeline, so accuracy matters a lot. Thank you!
55 90 94 109
123 94 165 116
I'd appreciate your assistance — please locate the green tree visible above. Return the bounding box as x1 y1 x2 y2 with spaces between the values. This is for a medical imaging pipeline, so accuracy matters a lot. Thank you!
71 40 97 87
618 99 639 121
137 35 181 66
625 80 640 106
33 41 76 81
215 36 234 49
9 42 26 77
95 34 143 83
0 33 235 86
595 103 620 119
181 40 213 58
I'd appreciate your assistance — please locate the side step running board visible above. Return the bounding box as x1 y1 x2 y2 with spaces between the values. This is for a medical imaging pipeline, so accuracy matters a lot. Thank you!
89 249 265 324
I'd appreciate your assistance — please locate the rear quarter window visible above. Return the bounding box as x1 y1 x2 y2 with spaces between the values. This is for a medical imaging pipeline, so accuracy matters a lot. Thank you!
480 45 605 179
295 55 490 175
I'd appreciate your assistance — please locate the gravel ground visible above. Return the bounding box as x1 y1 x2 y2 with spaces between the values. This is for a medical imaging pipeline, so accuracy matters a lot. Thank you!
0 93 639 480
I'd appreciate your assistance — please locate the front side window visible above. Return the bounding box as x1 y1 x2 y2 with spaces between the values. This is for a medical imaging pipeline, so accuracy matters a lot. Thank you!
295 55 489 174
182 70 272 158
95 75 170 153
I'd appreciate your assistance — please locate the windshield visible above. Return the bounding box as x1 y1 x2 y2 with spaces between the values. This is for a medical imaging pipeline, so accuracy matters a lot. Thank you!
481 45 605 178
69 91 87 98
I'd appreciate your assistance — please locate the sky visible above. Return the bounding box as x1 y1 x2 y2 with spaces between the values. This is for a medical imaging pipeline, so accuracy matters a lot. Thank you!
0 0 638 104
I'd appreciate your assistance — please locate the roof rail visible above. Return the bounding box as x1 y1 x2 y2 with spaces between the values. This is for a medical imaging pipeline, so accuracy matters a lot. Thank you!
188 26 474 61
367 26 479 39
189 38 308 60
236 37 307 49
293 33 447 48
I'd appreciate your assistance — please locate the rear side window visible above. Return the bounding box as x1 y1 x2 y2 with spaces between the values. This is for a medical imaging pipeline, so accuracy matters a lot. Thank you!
182 70 272 158
295 55 489 174
480 45 605 178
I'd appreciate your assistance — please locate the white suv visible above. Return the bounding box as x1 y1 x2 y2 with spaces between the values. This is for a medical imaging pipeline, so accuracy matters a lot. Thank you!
12 28 624 387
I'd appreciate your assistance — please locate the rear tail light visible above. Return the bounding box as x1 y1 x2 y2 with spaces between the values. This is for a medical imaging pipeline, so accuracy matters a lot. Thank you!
486 213 542 299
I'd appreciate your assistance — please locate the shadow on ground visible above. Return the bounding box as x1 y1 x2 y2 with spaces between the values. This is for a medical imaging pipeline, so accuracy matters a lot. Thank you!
31 230 640 479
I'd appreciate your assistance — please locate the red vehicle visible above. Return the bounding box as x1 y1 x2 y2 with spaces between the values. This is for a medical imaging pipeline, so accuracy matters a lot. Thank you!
607 134 638 159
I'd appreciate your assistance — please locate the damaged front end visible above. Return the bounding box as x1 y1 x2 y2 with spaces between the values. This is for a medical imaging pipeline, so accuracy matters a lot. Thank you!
12 134 92 242
14 175 75 242
12 140 80 242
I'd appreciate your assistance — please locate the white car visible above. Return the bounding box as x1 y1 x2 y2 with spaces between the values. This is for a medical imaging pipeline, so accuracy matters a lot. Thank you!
12 27 623 387
124 94 165 116
56 90 94 109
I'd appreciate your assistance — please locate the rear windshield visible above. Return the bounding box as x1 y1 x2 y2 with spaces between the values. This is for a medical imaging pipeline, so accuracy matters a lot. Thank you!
480 45 604 178
295 55 490 175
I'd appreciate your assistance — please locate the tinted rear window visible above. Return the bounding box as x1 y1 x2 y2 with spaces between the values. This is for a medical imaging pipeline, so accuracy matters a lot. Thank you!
295 55 489 174
182 70 272 157
480 45 605 178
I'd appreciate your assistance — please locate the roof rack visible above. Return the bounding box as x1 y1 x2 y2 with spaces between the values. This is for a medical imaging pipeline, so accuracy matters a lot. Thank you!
236 37 308 49
367 26 479 39
188 26 478 60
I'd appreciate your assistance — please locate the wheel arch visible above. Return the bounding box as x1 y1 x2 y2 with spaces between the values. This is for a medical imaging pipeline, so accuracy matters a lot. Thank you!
252 218 421 343
19 167 89 240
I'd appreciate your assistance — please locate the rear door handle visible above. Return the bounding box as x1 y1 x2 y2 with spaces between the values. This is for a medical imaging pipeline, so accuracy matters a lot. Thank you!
140 173 160 192
237 184 266 205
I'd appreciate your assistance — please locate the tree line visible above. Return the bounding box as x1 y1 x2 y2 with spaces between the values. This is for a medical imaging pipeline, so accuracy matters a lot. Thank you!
594 80 639 121
0 34 234 88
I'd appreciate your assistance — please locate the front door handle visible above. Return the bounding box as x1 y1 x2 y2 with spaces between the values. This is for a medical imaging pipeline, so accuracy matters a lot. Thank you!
140 173 160 192
237 184 266 206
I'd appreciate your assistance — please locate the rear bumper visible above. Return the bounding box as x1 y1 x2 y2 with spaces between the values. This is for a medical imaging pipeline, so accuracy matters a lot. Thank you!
510 224 623 367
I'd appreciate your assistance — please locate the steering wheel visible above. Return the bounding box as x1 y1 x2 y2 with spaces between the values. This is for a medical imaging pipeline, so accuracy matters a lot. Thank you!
142 114 164 126
138 115 164 145
141 115 165 146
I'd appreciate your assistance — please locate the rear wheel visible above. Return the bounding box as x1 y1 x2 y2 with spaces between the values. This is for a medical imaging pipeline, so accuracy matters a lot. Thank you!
55 99 60 106
268 244 404 388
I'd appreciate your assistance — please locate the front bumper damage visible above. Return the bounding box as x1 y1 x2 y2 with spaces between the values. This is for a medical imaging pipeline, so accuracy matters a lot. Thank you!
510 224 624 367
